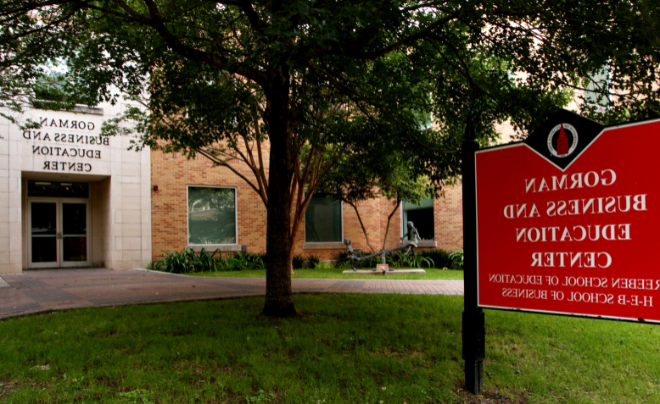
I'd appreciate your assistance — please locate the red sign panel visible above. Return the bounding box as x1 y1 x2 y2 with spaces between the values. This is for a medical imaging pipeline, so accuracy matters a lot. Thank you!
476 117 660 322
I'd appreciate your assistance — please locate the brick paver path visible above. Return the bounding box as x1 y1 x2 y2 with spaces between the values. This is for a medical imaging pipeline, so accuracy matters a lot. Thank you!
0 269 464 319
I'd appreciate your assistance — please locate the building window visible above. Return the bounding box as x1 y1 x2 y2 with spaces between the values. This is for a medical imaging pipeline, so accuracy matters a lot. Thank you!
188 186 236 245
305 194 342 242
402 198 434 240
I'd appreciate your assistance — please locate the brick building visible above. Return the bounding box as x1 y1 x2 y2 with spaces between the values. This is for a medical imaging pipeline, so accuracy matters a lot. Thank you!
0 102 465 274
150 146 465 262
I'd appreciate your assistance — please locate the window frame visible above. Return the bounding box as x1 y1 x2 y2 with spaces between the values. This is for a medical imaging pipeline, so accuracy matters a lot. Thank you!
303 193 344 244
186 185 238 246
401 198 435 241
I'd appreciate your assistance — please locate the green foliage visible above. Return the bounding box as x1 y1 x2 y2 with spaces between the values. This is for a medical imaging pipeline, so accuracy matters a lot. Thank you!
383 252 434 268
420 249 451 269
392 253 435 269
145 260 163 272
332 251 349 266
313 261 335 271
332 249 452 270
305 255 320 269
448 250 465 270
151 249 265 274
4 1 660 138
160 248 210 274
222 252 265 272
30 71 96 111
335 261 352 270
256 253 268 269
292 255 305 270
358 255 382 269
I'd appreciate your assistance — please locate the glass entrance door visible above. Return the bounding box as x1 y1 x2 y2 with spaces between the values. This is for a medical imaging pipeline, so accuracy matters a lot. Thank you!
62 202 88 265
30 202 58 267
29 199 90 268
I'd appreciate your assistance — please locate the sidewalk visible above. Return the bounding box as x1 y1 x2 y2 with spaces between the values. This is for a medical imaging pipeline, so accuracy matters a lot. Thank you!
0 269 464 319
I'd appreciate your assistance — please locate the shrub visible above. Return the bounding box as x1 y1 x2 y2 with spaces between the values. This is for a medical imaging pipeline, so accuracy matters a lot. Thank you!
305 254 320 268
152 249 266 273
161 248 204 273
256 253 268 269
243 253 265 269
358 255 381 269
146 260 164 271
292 255 305 270
314 261 335 270
197 248 223 271
387 252 434 268
335 260 351 270
219 252 265 271
332 251 350 268
420 249 450 268
448 249 464 270
404 253 434 268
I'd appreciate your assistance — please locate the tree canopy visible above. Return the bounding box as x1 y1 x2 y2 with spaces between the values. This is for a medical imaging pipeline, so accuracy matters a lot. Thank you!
1 0 659 316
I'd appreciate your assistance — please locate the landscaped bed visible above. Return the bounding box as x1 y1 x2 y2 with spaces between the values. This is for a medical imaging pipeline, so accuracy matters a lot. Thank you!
190 267 465 280
0 294 658 403
147 249 465 280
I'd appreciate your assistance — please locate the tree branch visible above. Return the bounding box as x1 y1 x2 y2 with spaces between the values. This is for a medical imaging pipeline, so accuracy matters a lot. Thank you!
139 0 264 83
347 201 376 253
381 196 401 251
197 147 268 206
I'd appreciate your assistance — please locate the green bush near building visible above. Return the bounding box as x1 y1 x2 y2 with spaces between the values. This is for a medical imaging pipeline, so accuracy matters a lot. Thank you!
333 248 462 270
149 248 463 275
148 249 266 273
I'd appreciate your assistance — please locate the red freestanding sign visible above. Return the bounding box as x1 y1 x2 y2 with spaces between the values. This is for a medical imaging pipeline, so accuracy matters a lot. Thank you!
476 111 660 322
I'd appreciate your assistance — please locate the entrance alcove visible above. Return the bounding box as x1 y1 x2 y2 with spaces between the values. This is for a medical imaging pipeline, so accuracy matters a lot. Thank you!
21 173 112 270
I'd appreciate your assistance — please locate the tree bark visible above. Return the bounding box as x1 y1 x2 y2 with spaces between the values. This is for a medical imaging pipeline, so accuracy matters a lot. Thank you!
262 73 297 317
348 201 376 253
381 197 401 251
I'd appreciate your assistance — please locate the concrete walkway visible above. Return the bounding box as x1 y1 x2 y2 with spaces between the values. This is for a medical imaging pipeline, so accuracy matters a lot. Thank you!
0 269 464 320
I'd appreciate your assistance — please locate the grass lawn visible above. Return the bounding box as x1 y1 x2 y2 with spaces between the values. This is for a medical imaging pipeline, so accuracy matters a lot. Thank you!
1 295 659 403
189 267 465 280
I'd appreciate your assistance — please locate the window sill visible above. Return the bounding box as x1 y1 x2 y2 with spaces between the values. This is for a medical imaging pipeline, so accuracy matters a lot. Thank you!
187 244 244 253
398 240 437 248
303 242 345 250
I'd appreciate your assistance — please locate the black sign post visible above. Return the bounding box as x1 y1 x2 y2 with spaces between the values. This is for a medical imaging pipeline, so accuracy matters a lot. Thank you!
461 119 485 393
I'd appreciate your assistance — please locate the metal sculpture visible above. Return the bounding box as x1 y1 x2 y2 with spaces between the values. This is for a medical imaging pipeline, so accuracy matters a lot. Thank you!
345 221 420 271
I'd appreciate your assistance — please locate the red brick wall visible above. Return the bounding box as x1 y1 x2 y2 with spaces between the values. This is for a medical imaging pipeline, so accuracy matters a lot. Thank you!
379 198 402 251
151 149 465 261
291 198 384 260
151 149 268 260
434 185 464 252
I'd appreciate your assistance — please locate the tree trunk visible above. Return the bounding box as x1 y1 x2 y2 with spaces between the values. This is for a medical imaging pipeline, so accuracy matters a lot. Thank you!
348 201 376 253
381 197 401 251
262 75 296 317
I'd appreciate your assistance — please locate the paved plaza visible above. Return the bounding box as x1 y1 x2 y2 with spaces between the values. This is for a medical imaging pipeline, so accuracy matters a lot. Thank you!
0 269 464 319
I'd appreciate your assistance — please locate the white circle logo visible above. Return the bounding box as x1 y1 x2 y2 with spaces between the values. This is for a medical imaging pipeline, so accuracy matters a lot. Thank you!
547 123 578 158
